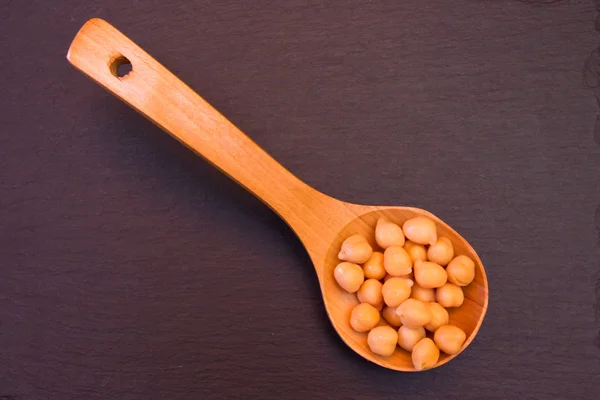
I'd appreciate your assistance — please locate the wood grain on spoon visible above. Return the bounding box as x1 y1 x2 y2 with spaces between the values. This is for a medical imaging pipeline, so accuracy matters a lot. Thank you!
66 18 488 371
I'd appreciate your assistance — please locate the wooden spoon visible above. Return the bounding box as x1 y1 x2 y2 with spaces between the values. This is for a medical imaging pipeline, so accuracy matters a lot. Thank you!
66 18 488 371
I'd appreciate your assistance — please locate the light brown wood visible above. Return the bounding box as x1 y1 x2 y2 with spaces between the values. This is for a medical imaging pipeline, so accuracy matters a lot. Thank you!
66 18 488 372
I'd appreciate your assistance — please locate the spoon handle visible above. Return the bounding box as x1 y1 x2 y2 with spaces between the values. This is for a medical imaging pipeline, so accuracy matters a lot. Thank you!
67 18 347 244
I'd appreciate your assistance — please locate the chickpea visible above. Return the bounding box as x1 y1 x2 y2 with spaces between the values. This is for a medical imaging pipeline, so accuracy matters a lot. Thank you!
367 326 398 356
404 240 427 263
349 303 380 333
427 237 454 266
375 217 405 249
410 283 436 302
396 298 431 328
383 246 412 276
397 325 426 352
446 255 475 286
424 302 449 332
382 306 403 327
436 283 464 308
402 216 437 246
338 234 373 264
434 325 466 355
411 338 440 371
414 259 447 289
357 279 384 307
334 262 364 293
363 252 386 280
382 277 413 308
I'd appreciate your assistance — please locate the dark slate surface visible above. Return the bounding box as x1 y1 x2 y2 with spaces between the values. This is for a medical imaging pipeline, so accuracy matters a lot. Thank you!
2 1 600 399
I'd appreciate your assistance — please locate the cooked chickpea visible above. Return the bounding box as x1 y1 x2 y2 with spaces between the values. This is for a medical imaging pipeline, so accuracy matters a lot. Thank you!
414 259 447 289
410 283 436 302
349 303 380 333
357 279 384 307
375 217 405 249
404 240 427 263
334 262 364 293
396 298 431 328
338 234 373 264
382 277 413 308
446 255 475 286
427 237 454 266
434 324 466 355
383 246 412 276
397 325 426 352
424 302 449 332
363 252 386 280
367 326 398 356
382 306 403 327
436 283 464 308
402 216 437 246
411 338 440 371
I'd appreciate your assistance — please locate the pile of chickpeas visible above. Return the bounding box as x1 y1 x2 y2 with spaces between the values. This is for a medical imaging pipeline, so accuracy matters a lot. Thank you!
333 216 475 371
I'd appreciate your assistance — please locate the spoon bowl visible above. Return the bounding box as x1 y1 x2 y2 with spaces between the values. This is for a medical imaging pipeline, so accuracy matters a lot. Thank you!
321 206 487 371
67 18 488 372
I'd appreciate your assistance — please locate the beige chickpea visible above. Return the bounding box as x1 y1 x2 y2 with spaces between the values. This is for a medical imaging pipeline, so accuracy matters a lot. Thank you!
446 255 475 286
414 259 447 289
410 283 436 302
349 303 380 333
383 246 412 276
424 302 449 332
382 306 403 327
402 216 437 246
404 240 427 263
363 252 386 280
382 277 413 308
367 326 398 356
427 237 454 266
436 283 464 308
375 217 405 249
411 338 440 371
397 325 426 352
434 324 466 355
338 234 373 264
334 262 364 293
357 279 384 307
396 298 431 328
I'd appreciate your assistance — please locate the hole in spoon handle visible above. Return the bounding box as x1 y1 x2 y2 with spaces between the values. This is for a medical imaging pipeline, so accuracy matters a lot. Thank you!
110 55 132 79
